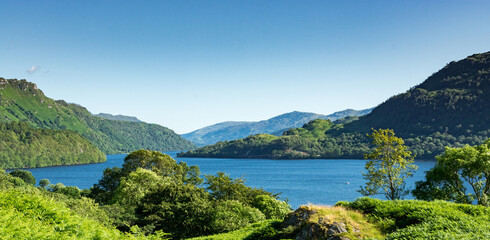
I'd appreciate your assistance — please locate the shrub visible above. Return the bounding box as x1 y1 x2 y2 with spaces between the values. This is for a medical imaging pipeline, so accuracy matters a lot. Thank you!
0 189 148 239
252 195 291 219
211 200 265 233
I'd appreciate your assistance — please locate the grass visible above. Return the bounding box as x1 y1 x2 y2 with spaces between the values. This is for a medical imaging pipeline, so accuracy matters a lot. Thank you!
188 205 384 240
186 220 280 240
190 199 490 240
306 205 384 239
338 197 490 240
293 205 384 240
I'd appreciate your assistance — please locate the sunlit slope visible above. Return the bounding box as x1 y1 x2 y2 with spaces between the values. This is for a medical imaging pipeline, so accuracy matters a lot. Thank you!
0 78 195 154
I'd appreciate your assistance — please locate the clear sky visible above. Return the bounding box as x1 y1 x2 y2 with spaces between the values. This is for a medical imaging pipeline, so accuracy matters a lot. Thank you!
1 1 489 134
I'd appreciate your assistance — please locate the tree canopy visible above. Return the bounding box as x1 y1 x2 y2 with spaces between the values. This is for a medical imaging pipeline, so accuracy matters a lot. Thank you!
413 139 490 205
88 150 291 239
359 129 417 200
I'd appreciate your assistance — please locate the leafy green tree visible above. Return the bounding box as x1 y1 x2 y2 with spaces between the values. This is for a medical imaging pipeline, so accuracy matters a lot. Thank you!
48 183 82 199
112 168 169 207
413 139 490 206
57 186 82 199
9 169 36 185
359 129 417 200
135 182 213 239
123 150 176 175
86 149 288 237
39 179 50 189
0 168 23 189
49 182 66 192
89 167 124 203
205 171 274 205
90 150 202 204
121 150 202 185
109 168 170 229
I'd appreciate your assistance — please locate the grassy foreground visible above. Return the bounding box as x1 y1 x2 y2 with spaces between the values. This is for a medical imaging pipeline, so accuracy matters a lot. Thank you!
1 165 489 240
0 189 158 240
187 204 383 240
188 198 490 240
338 197 490 239
187 220 281 240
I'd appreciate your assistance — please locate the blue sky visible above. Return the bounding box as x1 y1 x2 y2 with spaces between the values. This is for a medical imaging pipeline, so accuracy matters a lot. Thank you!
1 1 489 133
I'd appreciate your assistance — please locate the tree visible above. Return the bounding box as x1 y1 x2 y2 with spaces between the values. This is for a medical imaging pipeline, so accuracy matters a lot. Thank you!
39 179 50 189
205 171 274 205
359 129 417 200
135 182 213 239
90 150 202 204
109 168 170 229
122 150 202 185
9 169 36 185
413 139 490 206
111 168 168 208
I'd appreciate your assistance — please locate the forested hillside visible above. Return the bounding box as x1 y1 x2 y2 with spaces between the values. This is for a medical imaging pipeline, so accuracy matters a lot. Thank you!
0 78 195 154
343 51 490 137
0 121 105 169
180 51 490 159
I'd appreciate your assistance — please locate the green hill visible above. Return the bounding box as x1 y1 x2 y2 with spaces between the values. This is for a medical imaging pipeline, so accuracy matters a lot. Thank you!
0 121 105 169
179 51 490 159
179 119 370 159
0 78 196 154
343 51 490 137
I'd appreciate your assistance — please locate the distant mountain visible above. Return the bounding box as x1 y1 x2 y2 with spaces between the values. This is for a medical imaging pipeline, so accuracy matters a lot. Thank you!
93 113 143 123
180 51 490 159
327 108 372 120
182 109 372 146
0 78 196 156
269 109 373 136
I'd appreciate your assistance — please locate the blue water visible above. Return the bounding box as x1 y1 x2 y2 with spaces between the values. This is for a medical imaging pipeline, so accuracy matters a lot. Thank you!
23 152 435 208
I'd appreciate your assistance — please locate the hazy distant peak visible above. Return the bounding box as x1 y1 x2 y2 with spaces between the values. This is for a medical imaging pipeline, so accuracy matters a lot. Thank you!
93 113 144 123
325 108 374 119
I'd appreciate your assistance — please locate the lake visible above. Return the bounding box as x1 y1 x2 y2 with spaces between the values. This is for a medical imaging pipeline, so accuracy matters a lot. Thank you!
23 152 436 208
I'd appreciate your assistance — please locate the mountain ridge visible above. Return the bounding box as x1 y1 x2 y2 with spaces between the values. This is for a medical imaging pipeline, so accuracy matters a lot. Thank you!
182 108 372 146
93 113 143 123
179 51 490 159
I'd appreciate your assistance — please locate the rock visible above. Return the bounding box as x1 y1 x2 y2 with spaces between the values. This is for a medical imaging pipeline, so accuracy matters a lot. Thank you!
296 220 350 240
283 206 318 228
326 222 349 240
296 222 324 240
283 206 352 240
